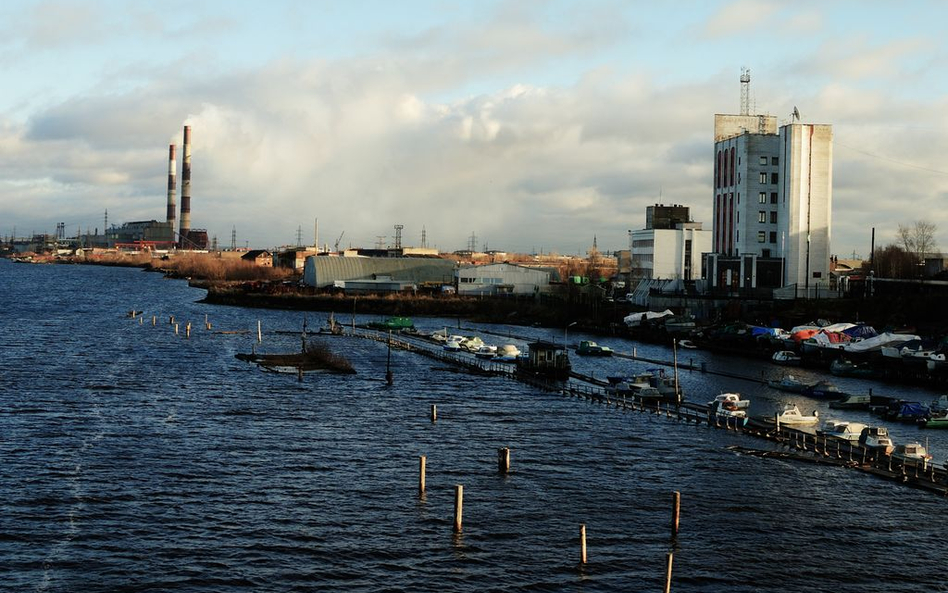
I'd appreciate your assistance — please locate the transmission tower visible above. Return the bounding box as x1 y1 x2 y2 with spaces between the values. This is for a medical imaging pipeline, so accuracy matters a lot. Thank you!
296 225 303 247
421 226 427 248
231 226 237 250
394 224 403 250
468 231 477 253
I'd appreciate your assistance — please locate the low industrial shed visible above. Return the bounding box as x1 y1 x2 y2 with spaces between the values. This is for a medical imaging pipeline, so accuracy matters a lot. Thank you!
302 256 456 289
456 263 552 296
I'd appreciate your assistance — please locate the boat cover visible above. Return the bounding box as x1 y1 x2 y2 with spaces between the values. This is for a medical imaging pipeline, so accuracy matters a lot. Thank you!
840 332 921 353
842 325 877 339
623 309 674 327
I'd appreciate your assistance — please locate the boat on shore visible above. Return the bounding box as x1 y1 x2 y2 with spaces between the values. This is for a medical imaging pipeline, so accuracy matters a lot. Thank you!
767 375 808 393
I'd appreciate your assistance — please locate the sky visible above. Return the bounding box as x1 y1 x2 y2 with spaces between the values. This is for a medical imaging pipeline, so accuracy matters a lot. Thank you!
1 0 947 257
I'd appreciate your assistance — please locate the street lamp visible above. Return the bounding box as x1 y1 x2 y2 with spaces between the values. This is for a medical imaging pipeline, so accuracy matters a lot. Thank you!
564 321 577 349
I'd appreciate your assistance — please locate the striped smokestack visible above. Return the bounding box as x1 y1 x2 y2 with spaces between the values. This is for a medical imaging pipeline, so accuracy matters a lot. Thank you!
166 144 177 230
178 125 192 245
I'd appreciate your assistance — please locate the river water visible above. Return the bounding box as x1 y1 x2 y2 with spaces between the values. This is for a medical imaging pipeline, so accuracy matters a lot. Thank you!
1 259 945 592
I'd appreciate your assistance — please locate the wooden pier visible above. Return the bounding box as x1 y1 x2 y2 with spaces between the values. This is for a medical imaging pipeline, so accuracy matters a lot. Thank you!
351 327 948 497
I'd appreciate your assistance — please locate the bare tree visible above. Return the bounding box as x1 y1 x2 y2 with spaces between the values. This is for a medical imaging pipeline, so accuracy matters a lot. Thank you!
897 221 940 263
873 244 917 278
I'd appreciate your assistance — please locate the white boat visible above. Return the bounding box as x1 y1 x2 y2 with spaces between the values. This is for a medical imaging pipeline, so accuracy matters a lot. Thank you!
891 442 933 469
443 335 465 351
707 393 750 410
930 395 948 413
677 339 697 349
772 350 802 365
817 420 867 443
462 336 485 352
775 404 819 426
495 344 521 362
711 399 748 424
474 345 497 359
859 426 894 455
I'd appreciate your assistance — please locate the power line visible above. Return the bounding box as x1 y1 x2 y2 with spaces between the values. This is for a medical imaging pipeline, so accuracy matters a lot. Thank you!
836 141 948 176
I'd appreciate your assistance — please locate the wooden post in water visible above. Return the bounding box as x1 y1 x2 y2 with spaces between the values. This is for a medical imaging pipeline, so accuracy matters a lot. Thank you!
453 485 463 533
632 347 636 358
497 447 510 474
174 323 179 335
386 330 394 386
257 320 262 343
431 404 437 423
663 552 674 593
419 456 426 495
671 491 681 539
579 524 587 564
169 315 175 325
186 322 191 338
774 413 780 434
152 315 156 326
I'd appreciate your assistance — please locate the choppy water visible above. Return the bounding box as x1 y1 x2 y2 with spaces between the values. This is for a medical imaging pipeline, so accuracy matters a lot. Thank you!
1 259 946 592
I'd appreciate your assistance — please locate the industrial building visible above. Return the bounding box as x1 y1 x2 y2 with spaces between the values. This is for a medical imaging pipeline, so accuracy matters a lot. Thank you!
706 69 833 295
302 256 456 291
455 263 553 296
629 205 712 281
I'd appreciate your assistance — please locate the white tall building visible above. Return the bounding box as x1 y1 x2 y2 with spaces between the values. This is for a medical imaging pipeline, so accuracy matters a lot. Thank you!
630 205 712 281
711 112 833 291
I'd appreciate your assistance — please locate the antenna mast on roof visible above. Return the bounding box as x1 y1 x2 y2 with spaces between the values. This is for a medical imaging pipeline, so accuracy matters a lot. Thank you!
740 67 751 116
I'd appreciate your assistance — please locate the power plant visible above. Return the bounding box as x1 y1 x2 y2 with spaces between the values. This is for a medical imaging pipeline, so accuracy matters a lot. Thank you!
105 124 207 250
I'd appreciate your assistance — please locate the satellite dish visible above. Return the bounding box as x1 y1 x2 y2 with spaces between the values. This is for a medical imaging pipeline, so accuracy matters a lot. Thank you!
792 106 800 121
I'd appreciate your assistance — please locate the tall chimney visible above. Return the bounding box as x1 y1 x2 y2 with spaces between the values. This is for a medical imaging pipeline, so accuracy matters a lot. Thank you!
179 125 192 246
166 144 177 232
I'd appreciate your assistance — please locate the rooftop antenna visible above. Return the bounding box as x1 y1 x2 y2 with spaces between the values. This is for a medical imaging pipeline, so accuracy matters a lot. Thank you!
792 106 801 122
740 67 751 116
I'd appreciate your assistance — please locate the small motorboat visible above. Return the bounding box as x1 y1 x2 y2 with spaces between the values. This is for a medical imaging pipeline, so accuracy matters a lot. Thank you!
817 420 867 443
803 380 844 400
474 345 498 359
443 336 465 351
462 337 485 353
929 394 948 413
829 394 872 410
576 340 614 356
766 375 808 393
707 393 750 410
918 411 948 429
494 345 521 362
774 404 820 426
859 426 894 455
891 442 933 469
711 399 748 425
772 350 801 365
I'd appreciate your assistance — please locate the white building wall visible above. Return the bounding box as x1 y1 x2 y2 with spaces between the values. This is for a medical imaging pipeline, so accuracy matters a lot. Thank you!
631 227 712 280
779 123 833 288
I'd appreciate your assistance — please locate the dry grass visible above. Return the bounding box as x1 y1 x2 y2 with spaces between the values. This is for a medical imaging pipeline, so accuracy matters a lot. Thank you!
151 253 295 281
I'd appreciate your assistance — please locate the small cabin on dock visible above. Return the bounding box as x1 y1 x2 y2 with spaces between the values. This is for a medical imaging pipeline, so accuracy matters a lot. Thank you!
517 340 571 380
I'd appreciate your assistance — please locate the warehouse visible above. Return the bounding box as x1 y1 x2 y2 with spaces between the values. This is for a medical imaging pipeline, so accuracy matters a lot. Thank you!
455 263 553 296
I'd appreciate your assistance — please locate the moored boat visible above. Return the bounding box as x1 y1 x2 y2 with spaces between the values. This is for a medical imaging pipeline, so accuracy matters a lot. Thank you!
817 420 867 443
474 345 498 359
829 394 872 410
803 380 845 400
774 404 819 426
772 350 801 365
707 392 750 409
859 426 894 455
576 340 614 356
891 442 933 469
767 375 808 393
495 344 522 362
918 412 948 429
711 399 748 426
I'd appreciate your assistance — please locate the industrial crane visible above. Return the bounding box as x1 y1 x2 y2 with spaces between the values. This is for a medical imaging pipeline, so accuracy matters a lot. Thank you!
334 231 345 253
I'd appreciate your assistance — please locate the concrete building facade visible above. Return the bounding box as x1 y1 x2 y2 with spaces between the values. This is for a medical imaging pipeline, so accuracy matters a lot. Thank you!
455 263 551 296
710 112 833 292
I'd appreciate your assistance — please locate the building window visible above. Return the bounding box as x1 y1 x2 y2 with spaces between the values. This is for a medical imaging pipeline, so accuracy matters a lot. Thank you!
770 232 777 243
772 156 779 165
759 156 768 165
758 211 766 223
770 192 778 204
759 172 767 184
762 249 771 257
757 231 766 243
813 272 822 279
770 211 777 224
759 192 766 203
771 172 778 184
